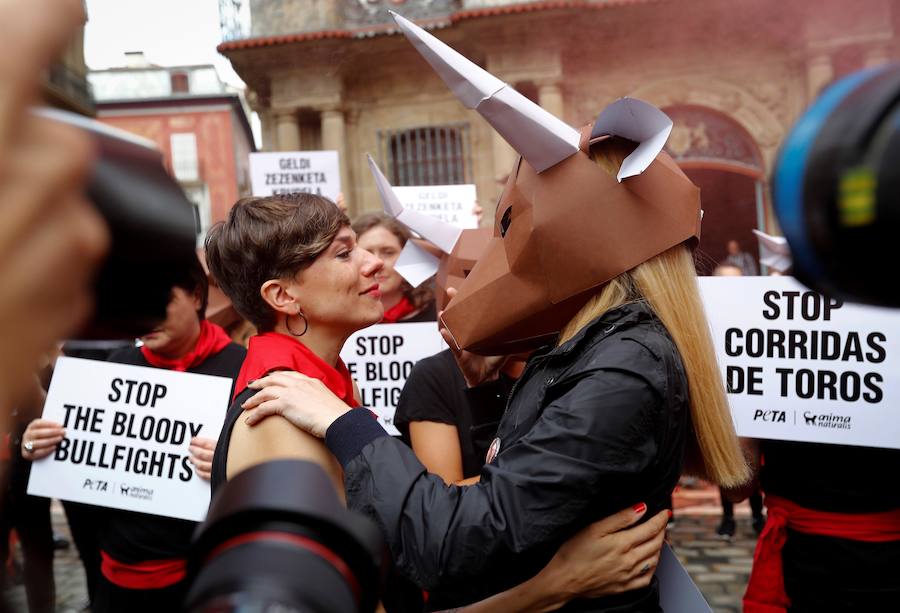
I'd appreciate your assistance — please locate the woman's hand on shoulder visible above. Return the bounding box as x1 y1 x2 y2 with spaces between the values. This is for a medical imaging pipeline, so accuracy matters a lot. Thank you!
537 504 670 602
243 371 352 438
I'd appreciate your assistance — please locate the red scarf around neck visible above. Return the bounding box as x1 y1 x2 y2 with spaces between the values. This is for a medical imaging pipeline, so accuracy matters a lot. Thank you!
141 320 232 372
233 332 356 405
381 295 416 324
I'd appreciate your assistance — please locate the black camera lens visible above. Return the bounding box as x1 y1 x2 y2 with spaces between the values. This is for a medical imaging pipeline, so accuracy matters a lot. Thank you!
773 63 900 307
184 460 385 613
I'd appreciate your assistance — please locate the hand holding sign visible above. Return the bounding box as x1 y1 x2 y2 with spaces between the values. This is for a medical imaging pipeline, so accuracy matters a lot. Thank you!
28 357 231 521
21 418 65 461
188 436 216 481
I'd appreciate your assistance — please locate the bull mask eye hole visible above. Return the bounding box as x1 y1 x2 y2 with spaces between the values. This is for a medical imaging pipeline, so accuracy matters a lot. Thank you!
499 206 513 237
463 269 472 278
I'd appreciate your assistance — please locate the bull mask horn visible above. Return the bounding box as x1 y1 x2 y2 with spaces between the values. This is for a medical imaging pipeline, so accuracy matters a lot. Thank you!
590 97 674 182
367 154 443 287
391 11 580 173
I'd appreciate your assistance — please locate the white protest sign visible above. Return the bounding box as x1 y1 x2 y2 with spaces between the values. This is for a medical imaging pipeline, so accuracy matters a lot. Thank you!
341 322 446 435
700 276 900 449
249 151 341 201
27 357 232 521
392 184 478 229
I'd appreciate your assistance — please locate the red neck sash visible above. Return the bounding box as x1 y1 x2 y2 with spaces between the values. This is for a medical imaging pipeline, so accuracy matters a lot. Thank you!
381 296 416 323
744 494 900 613
141 320 231 372
100 550 186 589
233 332 355 406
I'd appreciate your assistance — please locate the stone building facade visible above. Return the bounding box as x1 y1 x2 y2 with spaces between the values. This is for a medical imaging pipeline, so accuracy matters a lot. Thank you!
218 0 899 265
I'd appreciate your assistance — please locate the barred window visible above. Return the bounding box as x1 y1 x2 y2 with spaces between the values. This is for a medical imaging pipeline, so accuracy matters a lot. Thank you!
377 123 472 186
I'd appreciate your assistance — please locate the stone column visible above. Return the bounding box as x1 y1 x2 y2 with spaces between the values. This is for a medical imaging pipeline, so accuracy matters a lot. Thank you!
321 108 350 209
537 81 565 119
863 44 891 69
257 108 276 151
275 110 300 151
491 131 516 189
806 53 833 103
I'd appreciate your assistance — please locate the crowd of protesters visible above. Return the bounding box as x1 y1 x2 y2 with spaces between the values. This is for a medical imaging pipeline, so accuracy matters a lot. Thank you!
1 1 899 612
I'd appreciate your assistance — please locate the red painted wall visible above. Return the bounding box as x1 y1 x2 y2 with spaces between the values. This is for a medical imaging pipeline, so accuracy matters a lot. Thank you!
97 107 246 223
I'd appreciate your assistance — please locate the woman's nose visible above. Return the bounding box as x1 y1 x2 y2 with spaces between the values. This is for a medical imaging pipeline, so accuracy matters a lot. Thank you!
362 250 384 277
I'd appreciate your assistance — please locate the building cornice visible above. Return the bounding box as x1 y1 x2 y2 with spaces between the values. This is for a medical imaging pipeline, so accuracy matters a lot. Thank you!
218 0 654 52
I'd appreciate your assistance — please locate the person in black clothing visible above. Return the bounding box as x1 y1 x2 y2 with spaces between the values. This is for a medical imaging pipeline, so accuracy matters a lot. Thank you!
1 379 55 613
741 440 900 612
395 349 517 483
20 259 246 613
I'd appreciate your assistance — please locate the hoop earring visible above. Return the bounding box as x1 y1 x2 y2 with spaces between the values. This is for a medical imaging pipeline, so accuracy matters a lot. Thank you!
286 310 309 337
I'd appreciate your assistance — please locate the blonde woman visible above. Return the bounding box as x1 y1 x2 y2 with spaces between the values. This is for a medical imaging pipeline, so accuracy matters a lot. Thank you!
240 138 748 611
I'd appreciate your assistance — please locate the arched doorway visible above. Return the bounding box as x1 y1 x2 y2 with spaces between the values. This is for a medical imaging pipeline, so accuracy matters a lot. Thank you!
663 105 767 274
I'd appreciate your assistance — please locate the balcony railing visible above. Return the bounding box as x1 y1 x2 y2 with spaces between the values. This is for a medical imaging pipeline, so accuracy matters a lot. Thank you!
45 62 95 115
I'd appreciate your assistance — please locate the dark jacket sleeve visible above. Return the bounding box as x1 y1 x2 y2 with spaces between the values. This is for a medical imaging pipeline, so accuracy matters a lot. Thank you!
330 364 661 595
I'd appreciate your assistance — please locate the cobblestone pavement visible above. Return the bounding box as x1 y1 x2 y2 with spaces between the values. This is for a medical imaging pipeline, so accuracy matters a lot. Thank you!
670 480 759 613
4 483 758 612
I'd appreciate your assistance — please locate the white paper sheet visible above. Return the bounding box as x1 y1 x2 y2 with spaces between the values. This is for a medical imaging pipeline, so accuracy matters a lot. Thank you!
395 240 441 287
753 229 792 273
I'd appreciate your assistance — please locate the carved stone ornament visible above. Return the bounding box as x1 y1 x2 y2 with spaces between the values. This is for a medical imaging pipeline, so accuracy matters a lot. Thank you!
344 0 461 27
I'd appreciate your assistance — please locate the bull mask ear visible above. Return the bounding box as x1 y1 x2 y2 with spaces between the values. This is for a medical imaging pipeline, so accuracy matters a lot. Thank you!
391 11 580 173
590 97 674 182
752 229 793 273
366 154 444 286
367 154 462 254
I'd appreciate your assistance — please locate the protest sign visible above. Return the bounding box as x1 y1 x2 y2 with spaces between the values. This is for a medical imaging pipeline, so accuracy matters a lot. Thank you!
249 151 341 201
27 357 232 521
392 184 478 229
342 322 446 435
700 276 900 449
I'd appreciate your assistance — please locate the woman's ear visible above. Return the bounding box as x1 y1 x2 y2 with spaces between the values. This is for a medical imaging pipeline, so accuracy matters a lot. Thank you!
260 278 301 316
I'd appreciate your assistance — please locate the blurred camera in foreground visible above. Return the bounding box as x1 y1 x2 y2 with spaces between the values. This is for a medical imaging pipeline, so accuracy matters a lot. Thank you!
773 63 900 307
185 460 384 613
38 108 199 339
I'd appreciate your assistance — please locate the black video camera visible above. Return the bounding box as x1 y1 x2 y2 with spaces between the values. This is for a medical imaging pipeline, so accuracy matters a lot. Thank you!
773 63 900 307
184 460 385 613
40 108 199 338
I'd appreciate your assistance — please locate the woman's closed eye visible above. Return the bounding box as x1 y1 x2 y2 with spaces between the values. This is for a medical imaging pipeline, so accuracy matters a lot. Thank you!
336 248 353 260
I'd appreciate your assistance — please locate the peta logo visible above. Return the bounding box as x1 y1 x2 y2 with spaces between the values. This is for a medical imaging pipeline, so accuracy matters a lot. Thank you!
82 479 108 492
752 410 786 423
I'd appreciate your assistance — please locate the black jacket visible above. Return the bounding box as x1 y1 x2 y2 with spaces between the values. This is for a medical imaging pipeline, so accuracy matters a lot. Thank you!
325 302 689 611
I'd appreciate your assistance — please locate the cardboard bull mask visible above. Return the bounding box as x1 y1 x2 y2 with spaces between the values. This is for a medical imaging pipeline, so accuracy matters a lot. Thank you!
367 155 493 310
393 13 702 355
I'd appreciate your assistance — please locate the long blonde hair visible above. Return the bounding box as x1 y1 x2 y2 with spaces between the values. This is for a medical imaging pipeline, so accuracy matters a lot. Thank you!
558 138 749 487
